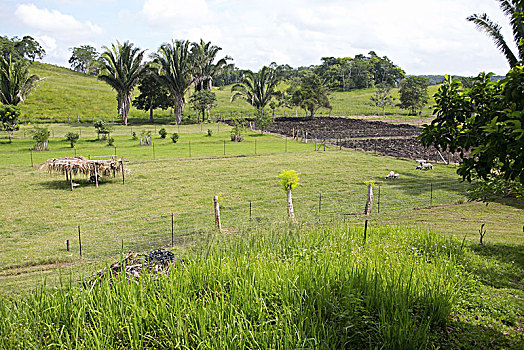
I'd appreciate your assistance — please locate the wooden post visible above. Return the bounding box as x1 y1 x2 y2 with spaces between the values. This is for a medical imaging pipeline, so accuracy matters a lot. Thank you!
213 196 221 231
223 140 226 155
377 185 381 214
94 164 99 188
120 160 125 184
153 143 155 159
171 213 174 247
30 150 33 167
254 139 257 155
69 167 73 191
249 201 252 220
315 137 317 151
66 239 70 251
430 183 433 206
189 141 191 157
285 137 288 152
318 192 322 214
363 219 368 244
78 225 82 257
364 183 373 215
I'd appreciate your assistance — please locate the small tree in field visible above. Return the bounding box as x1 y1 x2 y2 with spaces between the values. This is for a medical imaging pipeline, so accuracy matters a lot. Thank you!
0 104 20 142
278 170 300 223
65 132 79 148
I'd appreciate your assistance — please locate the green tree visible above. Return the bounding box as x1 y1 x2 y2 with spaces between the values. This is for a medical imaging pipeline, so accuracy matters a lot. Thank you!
421 71 524 187
189 89 216 123
94 120 111 140
132 69 173 122
398 76 429 115
65 132 79 148
191 39 230 91
151 40 193 124
69 45 99 74
230 65 279 114
467 0 524 68
277 169 300 223
98 41 145 126
290 72 331 117
0 104 20 142
14 36 45 61
0 55 40 105
370 82 395 116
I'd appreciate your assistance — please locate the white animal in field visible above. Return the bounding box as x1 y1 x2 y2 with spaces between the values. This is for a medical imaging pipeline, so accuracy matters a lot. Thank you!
420 163 433 170
385 171 400 179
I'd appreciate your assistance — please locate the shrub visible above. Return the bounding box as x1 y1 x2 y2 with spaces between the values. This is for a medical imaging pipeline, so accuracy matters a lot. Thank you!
207 129 213 137
65 132 79 148
107 137 115 146
159 128 167 139
31 126 50 151
171 133 179 143
94 120 110 140
131 131 137 140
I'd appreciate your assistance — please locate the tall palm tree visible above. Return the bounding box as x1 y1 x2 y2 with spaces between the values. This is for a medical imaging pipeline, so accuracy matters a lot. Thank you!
0 55 40 105
98 41 145 125
467 0 524 68
191 39 230 91
151 40 193 124
230 65 278 113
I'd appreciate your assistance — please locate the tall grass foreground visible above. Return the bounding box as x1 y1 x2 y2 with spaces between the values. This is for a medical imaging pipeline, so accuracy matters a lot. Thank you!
0 223 465 349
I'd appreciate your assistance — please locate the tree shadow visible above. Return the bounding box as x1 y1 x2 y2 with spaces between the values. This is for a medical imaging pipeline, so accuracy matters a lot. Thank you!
40 178 115 191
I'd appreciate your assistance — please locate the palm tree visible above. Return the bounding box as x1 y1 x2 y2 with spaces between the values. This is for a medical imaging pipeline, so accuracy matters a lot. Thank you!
230 65 278 113
0 55 40 105
98 41 145 126
191 39 230 91
467 0 524 68
151 40 193 124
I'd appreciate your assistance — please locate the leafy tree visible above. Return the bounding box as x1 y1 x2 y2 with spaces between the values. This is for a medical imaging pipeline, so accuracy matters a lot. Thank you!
69 45 99 74
132 69 172 122
65 132 79 148
191 39 230 91
189 89 216 123
151 40 193 124
398 76 429 115
370 82 395 116
158 128 167 139
0 55 40 105
290 72 331 117
230 65 279 114
278 170 300 223
0 104 20 142
0 36 17 60
14 36 45 61
98 41 145 126
420 70 524 187
31 125 50 150
94 120 111 140
467 0 524 68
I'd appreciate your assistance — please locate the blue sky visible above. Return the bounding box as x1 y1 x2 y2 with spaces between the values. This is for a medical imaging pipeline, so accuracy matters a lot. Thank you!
0 0 516 76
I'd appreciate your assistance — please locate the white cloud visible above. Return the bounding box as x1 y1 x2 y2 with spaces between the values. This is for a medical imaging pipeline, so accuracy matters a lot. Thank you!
142 0 210 26
14 4 103 41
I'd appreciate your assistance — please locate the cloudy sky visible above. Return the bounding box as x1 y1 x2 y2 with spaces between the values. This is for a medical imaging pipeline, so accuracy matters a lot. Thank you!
0 0 516 76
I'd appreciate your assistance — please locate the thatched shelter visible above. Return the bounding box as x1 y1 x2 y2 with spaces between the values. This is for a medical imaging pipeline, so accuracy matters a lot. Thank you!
39 156 126 190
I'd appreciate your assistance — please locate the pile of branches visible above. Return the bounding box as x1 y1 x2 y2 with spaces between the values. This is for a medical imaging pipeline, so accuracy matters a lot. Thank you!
39 156 124 177
83 249 186 286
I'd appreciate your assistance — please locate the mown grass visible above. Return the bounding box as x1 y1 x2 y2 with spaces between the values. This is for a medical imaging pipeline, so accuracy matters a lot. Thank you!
22 62 439 123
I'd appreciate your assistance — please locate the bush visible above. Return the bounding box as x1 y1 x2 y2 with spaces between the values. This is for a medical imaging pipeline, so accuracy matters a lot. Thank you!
131 131 137 140
107 137 115 146
159 128 167 139
207 129 213 137
65 132 79 148
171 133 179 143
31 126 50 151
94 120 110 140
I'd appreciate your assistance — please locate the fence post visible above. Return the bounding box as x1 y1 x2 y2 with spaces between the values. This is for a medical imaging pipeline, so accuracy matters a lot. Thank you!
285 137 288 152
152 142 155 159
120 160 125 184
78 225 82 257
171 213 174 246
214 195 221 231
66 239 70 251
30 150 33 167
254 139 257 155
249 201 252 220
430 183 433 206
377 185 381 214
223 140 226 155
189 141 191 157
363 219 368 244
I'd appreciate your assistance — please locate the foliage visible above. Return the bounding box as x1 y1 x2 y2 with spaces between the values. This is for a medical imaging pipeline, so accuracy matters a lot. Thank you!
94 120 111 140
151 40 193 124
231 65 279 113
0 55 40 105
31 125 49 143
68 45 99 74
0 104 20 142
420 69 524 185
98 41 146 125
467 1 524 68
398 76 429 115
158 128 167 139
215 192 223 207
107 136 115 146
131 131 137 140
132 68 172 122
364 180 375 187
207 128 212 137
191 39 231 91
278 169 300 191
370 82 395 115
171 132 179 143
189 89 217 122
289 72 331 117
466 174 524 202
64 132 79 148
1 35 45 61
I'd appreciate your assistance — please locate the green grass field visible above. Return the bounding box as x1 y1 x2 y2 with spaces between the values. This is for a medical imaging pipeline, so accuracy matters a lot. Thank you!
20 62 439 123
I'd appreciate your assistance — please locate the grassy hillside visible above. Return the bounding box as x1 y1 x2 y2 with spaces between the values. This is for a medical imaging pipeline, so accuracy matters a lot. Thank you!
22 62 438 123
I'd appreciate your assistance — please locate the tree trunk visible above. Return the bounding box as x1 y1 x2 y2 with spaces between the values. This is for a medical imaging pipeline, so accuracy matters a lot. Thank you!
174 94 184 124
287 188 296 223
364 184 373 215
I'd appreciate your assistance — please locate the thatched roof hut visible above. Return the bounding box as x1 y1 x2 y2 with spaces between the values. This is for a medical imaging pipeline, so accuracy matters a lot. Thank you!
39 156 126 190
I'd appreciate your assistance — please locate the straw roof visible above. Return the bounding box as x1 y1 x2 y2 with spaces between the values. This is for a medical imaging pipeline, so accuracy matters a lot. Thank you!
38 156 124 177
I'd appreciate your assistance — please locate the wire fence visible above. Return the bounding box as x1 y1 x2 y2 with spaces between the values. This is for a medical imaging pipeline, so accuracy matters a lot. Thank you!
0 180 468 272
